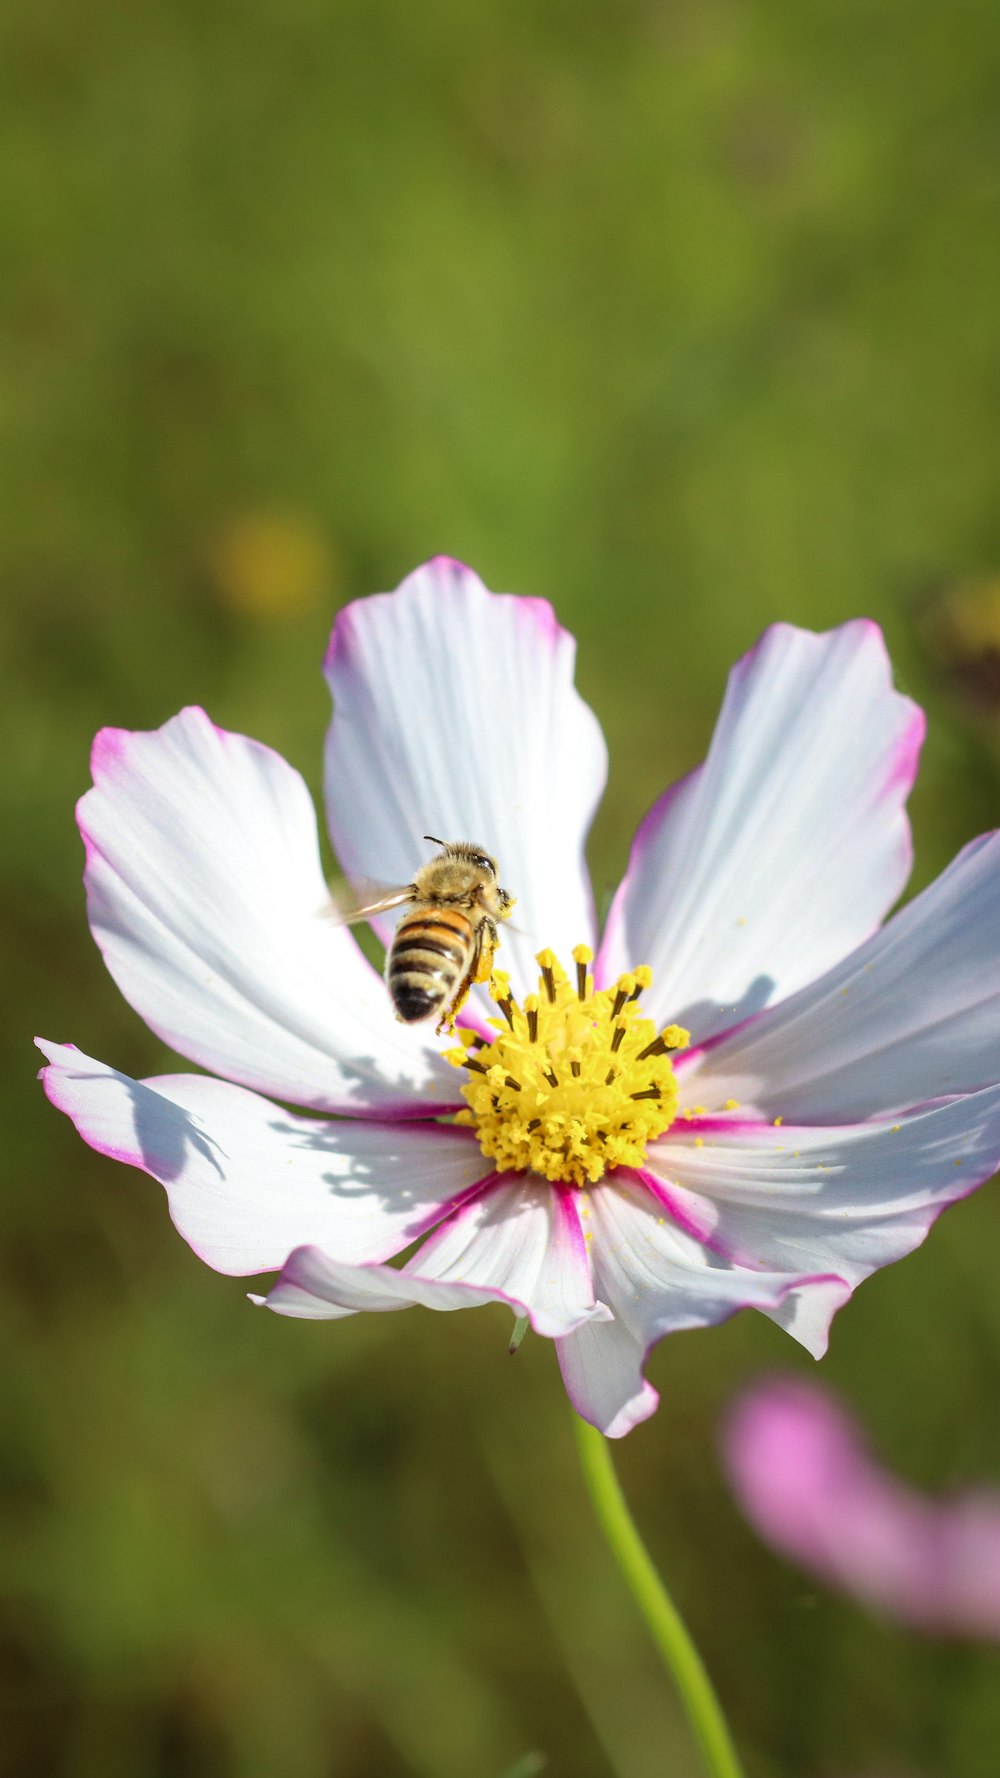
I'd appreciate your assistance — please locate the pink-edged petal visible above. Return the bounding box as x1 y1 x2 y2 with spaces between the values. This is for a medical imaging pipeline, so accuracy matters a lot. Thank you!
651 1086 1000 1356
37 1040 488 1275
323 559 607 995
261 1176 611 1337
598 621 923 1039
556 1317 661 1440
723 1378 1000 1638
408 1175 610 1337
685 831 1000 1122
556 1171 838 1438
79 707 459 1115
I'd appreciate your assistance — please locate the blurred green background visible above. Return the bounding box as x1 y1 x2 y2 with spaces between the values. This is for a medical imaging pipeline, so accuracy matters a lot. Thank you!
4 0 1000 1773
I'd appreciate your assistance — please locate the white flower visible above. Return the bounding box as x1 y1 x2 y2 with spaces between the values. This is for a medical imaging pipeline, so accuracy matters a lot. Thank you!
37 560 1000 1435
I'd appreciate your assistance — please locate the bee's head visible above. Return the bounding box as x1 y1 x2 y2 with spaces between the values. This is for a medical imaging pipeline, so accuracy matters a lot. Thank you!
424 836 497 874
423 836 514 917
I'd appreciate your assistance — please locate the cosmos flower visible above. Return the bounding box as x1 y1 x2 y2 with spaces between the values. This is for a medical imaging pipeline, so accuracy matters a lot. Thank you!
722 1377 1000 1638
38 560 1000 1436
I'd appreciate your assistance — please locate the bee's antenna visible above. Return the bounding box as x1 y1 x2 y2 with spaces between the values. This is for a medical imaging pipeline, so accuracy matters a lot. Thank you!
423 833 447 848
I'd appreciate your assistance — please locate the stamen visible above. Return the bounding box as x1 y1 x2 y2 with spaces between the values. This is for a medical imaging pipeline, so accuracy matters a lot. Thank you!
537 948 558 1004
454 946 686 1187
638 1023 690 1061
611 978 635 1019
572 943 593 1002
489 970 515 1028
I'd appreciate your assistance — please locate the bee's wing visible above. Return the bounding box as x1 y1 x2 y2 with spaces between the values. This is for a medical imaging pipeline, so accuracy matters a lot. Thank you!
321 878 415 927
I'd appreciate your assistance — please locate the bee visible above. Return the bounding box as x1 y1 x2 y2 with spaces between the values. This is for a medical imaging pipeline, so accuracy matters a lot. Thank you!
328 837 515 1031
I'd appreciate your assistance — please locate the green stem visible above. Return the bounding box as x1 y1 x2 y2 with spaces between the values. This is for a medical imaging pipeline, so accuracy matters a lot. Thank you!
572 1414 744 1778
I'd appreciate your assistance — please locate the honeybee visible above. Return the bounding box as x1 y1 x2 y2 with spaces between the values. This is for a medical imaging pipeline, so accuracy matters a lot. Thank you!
328 838 515 1031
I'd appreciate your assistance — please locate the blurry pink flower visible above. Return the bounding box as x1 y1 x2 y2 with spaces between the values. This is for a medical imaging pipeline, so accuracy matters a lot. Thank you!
723 1378 1000 1637
37 560 1000 1435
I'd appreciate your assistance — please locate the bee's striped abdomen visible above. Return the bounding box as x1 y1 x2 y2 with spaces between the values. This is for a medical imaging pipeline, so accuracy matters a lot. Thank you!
388 906 473 1023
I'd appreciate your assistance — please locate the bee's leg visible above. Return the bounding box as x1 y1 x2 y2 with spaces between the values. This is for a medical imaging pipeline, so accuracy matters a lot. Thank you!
473 918 499 984
435 922 496 1036
436 975 473 1035
436 953 476 1035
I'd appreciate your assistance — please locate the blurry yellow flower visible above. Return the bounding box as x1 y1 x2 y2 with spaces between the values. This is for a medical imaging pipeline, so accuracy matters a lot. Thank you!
204 509 333 620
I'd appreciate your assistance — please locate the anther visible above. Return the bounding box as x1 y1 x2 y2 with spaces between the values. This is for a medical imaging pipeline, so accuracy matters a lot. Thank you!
610 1024 627 1053
464 1057 488 1074
570 1059 582 1078
489 970 515 1027
544 1067 559 1087
540 963 556 1003
572 943 593 1001
604 1067 617 1086
638 1024 690 1060
524 995 539 1043
527 1118 541 1131
504 1076 522 1091
611 986 631 1019
630 1086 662 1102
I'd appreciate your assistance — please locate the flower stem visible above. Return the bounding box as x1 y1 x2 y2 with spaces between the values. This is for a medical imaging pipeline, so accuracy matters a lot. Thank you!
571 1414 745 1778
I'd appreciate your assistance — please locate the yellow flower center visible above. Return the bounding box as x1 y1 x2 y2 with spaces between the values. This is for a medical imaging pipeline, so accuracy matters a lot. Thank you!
445 946 689 1187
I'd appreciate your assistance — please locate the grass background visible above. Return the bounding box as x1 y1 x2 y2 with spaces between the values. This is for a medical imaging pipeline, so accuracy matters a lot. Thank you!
4 0 1000 1773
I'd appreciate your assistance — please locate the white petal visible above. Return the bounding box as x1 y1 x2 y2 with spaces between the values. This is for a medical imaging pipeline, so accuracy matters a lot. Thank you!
556 1317 661 1440
686 832 1000 1121
79 707 459 1114
651 1086 1000 1355
412 1175 611 1337
323 559 607 996
598 621 923 1039
37 1040 487 1274
557 1172 834 1437
263 1176 611 1337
